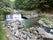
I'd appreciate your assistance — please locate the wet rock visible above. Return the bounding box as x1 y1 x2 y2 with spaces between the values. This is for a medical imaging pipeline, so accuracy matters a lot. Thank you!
5 19 53 40
43 38 53 40
36 27 53 39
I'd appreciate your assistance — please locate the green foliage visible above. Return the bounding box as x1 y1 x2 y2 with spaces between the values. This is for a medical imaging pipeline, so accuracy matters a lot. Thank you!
1 0 11 7
40 15 53 28
0 2 5 8
15 0 53 10
0 0 13 15
15 0 41 10
0 0 14 20
0 15 4 21
0 7 14 20
0 7 13 15
47 0 53 8
41 18 53 28
39 15 50 19
0 21 6 40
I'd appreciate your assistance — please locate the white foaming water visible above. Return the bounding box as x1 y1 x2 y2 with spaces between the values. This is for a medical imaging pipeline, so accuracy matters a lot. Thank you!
6 9 23 21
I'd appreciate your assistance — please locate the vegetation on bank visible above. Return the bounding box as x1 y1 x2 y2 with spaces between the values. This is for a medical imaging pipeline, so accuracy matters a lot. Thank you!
15 0 53 11
0 0 53 39
0 0 14 20
0 21 6 40
39 15 53 28
0 0 53 15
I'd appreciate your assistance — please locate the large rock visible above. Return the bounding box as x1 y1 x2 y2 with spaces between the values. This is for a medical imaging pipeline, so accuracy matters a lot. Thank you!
38 18 53 28
37 27 53 39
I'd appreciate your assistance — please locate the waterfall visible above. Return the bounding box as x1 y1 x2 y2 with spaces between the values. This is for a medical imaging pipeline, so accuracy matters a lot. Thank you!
6 9 23 21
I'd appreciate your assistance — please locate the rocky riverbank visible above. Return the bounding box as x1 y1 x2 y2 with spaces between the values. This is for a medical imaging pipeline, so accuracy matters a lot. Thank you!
4 10 53 40
5 16 53 40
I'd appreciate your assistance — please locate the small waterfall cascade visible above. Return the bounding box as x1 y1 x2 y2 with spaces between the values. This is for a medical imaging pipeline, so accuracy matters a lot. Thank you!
6 9 23 21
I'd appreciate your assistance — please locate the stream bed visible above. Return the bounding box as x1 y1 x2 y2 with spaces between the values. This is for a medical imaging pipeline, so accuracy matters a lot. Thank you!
4 10 53 40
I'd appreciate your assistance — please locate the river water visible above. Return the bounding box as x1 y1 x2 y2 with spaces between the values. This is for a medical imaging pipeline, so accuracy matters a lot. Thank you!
5 9 53 40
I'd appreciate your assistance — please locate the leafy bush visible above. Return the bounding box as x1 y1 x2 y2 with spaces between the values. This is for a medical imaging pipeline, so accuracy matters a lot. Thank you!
0 0 13 15
0 7 13 15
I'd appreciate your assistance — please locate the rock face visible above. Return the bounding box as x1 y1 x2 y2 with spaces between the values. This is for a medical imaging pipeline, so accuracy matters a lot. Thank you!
5 19 53 40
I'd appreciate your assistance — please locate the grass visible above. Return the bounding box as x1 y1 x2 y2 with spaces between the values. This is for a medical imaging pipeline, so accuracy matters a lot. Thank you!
0 21 6 40
39 15 50 19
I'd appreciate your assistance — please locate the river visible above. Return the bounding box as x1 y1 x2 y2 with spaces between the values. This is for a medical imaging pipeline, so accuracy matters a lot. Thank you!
5 9 53 40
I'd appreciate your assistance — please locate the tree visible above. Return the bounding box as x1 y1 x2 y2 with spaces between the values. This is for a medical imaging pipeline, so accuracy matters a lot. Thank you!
0 0 13 20
15 0 53 10
15 0 41 10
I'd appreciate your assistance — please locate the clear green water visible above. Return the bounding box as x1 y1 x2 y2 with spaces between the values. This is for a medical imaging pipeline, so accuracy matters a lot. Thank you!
21 19 35 27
